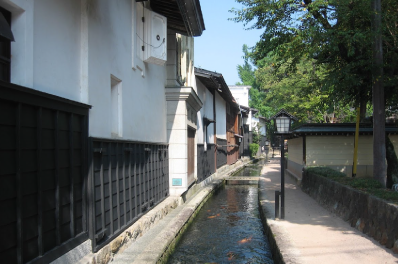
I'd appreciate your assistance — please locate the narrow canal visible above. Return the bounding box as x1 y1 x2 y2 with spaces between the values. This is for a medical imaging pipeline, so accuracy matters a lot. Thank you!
167 161 273 264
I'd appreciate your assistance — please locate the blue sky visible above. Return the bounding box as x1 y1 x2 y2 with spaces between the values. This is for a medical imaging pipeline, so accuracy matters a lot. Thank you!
194 0 263 85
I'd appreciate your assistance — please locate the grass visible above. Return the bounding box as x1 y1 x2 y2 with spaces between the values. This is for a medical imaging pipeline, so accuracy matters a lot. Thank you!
306 166 398 204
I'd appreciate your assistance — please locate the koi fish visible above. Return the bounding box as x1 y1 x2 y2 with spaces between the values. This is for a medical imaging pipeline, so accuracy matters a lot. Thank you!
207 213 221 219
227 251 235 261
237 236 252 244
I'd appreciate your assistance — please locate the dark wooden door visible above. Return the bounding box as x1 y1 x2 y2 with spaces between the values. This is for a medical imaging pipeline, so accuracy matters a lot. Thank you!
187 127 195 186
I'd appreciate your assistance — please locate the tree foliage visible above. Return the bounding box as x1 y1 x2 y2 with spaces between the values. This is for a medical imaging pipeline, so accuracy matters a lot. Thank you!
232 0 398 186
231 0 398 113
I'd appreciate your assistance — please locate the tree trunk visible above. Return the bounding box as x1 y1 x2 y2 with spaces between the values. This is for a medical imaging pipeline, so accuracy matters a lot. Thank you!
372 0 386 187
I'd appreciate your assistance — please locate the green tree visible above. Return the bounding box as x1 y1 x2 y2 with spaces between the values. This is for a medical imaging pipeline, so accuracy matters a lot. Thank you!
236 44 256 87
232 0 398 187
231 0 397 111
256 56 356 123
236 44 271 117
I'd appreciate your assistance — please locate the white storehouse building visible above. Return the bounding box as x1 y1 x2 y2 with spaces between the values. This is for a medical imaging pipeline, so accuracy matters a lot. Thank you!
0 1 205 263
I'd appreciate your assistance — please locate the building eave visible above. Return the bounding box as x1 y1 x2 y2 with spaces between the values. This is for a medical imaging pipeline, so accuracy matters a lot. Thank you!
291 123 398 137
150 0 205 36
194 67 239 110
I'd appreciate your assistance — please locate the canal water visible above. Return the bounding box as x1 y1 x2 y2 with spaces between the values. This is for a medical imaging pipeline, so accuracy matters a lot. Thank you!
233 159 264 177
167 161 273 264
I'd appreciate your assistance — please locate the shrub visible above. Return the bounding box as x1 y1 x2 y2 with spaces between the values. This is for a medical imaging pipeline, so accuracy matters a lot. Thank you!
249 143 259 158
306 166 398 204
306 166 345 179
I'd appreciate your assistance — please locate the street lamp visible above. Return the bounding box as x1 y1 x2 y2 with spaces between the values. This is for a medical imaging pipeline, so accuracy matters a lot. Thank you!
271 109 297 219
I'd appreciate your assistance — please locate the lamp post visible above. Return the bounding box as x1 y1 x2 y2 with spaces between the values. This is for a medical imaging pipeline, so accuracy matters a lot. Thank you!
271 109 297 219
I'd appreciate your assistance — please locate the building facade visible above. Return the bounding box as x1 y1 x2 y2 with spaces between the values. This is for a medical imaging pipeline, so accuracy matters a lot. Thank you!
0 1 205 263
287 124 398 179
195 68 242 181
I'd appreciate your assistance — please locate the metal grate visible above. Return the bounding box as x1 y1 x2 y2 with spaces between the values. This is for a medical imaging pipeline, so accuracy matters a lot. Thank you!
89 139 169 252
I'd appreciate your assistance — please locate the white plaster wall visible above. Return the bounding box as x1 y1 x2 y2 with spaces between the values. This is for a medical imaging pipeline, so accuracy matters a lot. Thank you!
229 85 250 107
259 119 266 136
179 34 195 88
196 78 214 144
306 135 373 166
87 1 166 142
7 0 167 143
32 0 82 102
6 0 34 88
247 110 252 131
288 137 303 164
251 116 259 133
215 92 226 139
6 0 81 100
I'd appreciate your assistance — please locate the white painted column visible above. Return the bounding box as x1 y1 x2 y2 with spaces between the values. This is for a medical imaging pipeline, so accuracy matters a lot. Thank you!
166 88 202 196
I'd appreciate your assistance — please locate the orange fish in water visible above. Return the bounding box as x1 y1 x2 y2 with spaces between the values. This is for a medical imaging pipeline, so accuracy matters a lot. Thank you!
237 236 252 244
207 210 211 212
227 251 235 261
207 213 221 219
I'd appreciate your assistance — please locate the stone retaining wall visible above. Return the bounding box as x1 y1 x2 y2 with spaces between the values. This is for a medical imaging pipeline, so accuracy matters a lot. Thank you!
302 171 398 253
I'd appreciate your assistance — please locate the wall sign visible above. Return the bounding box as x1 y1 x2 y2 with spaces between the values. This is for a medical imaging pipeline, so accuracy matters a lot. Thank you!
172 178 182 186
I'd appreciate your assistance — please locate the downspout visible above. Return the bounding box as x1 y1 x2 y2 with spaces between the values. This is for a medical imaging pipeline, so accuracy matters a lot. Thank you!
212 89 217 171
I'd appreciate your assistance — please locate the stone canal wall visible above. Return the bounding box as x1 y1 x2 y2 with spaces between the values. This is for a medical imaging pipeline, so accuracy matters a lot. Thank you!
302 171 398 253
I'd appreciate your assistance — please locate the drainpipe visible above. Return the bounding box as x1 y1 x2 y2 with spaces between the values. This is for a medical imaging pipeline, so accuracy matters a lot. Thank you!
212 89 217 171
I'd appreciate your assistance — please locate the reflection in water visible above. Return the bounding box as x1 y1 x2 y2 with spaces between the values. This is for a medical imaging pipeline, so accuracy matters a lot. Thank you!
167 185 274 264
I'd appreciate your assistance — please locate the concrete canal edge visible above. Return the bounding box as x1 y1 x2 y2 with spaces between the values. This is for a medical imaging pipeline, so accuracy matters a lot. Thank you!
156 180 223 263
258 177 301 264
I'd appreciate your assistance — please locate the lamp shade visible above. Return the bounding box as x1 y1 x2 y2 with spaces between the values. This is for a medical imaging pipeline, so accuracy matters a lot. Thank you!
270 109 297 134
275 116 290 133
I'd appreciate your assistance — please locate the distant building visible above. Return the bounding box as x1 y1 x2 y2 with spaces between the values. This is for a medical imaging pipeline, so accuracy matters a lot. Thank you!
195 68 242 180
229 85 267 155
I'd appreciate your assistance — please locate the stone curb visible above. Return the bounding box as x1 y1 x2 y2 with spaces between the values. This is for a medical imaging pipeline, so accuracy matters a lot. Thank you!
78 196 182 264
258 177 302 264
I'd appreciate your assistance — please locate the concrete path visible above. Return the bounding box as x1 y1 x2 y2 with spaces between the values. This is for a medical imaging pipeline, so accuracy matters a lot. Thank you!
260 157 398 264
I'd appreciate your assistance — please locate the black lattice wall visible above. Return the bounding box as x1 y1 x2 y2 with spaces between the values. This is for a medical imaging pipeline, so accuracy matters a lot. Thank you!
89 139 169 251
197 144 215 182
0 82 90 264
216 138 227 168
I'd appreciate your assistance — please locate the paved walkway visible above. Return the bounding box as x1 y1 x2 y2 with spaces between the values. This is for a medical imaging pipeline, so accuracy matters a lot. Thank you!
260 156 398 264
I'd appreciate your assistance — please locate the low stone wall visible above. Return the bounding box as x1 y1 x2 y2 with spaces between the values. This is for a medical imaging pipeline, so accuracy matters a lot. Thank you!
76 197 181 264
302 171 398 252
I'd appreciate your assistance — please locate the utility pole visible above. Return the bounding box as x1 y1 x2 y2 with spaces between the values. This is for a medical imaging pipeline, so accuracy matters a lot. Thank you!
372 0 386 187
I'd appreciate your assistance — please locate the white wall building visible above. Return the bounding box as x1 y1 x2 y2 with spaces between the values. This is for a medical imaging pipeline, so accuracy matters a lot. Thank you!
0 0 205 263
